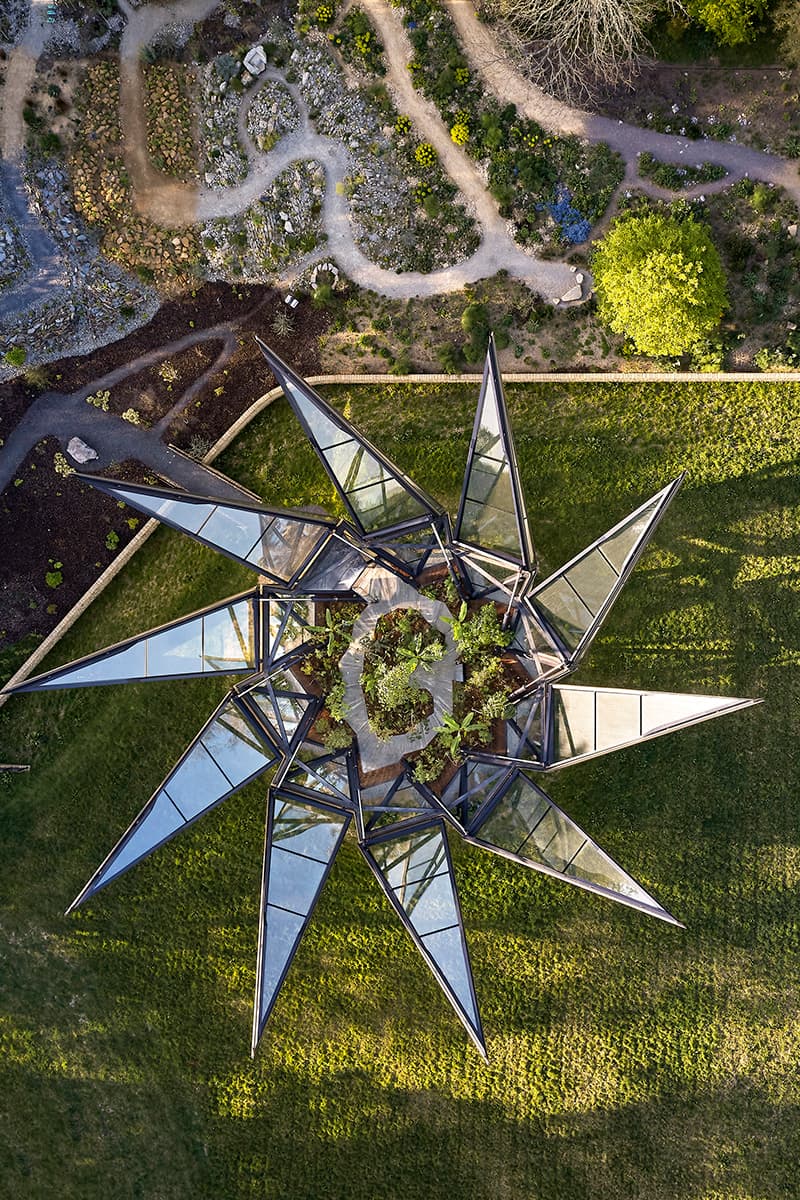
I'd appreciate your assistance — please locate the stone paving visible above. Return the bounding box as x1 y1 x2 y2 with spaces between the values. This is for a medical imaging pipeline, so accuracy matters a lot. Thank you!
341 566 459 772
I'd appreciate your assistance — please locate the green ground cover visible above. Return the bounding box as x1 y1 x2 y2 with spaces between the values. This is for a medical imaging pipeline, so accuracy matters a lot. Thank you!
2 379 800 1199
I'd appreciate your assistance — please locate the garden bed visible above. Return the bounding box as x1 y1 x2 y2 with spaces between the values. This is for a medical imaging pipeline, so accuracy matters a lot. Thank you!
104 340 225 425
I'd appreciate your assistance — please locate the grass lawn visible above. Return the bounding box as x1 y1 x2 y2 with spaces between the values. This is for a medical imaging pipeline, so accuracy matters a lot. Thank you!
2 379 800 1199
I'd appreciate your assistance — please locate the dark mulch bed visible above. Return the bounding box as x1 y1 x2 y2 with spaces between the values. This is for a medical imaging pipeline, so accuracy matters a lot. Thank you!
0 282 331 665
0 441 150 650
107 339 225 423
166 300 329 450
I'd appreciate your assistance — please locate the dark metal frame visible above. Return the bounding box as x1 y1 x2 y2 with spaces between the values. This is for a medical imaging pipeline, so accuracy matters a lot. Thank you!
453 335 535 571
252 788 352 1053
6 589 261 694
359 813 487 1058
528 475 685 666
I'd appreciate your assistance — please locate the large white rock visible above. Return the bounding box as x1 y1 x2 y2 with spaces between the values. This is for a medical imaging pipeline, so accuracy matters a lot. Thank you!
66 437 99 464
244 45 267 76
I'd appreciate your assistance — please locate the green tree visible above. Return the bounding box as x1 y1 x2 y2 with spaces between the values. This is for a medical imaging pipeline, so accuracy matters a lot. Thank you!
592 211 728 357
775 0 800 66
685 0 767 46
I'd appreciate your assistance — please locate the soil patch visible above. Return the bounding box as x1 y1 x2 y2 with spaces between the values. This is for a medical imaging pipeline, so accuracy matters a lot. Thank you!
0 440 150 650
107 339 225 422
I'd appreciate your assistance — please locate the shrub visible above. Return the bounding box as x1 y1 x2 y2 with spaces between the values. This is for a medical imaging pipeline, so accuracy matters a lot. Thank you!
450 122 469 145
3 345 27 367
414 142 437 169
592 211 729 357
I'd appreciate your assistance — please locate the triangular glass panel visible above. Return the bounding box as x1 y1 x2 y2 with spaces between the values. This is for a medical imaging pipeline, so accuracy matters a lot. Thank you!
266 599 313 665
467 771 678 924
360 772 436 834
253 793 350 1051
76 476 331 584
455 341 534 567
362 820 485 1054
507 598 566 682
245 680 317 750
285 752 353 805
528 478 683 664
68 695 279 911
440 759 511 828
11 594 257 692
549 685 759 768
257 339 440 535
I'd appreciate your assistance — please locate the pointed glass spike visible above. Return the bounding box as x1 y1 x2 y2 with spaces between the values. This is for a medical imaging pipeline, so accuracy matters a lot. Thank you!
528 477 684 663
76 475 333 584
467 771 678 924
363 820 485 1054
256 338 440 535
67 695 279 911
455 340 534 567
252 793 349 1051
549 685 760 768
10 594 257 692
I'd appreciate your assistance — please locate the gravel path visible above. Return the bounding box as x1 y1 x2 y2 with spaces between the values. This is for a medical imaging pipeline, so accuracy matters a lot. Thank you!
444 0 800 207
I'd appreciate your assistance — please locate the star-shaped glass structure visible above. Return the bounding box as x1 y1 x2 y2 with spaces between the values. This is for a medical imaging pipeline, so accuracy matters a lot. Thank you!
5 339 759 1058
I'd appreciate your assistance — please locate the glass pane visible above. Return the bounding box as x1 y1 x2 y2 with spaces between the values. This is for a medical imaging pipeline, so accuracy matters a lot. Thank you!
298 539 366 591
640 690 729 733
507 692 544 760
146 617 205 675
396 870 457 936
94 791 184 889
372 827 447 888
565 840 652 902
202 600 254 672
420 925 478 1023
273 799 346 861
248 518 325 579
35 641 147 688
201 705 276 784
460 498 520 557
268 846 328 915
258 905 305 1020
595 690 642 751
274 694 311 741
196 506 266 560
111 485 215 532
285 379 349 449
554 688 596 759
465 458 515 511
533 577 594 649
565 549 619 617
602 498 661 573
164 743 230 819
346 477 426 531
324 441 388 492
476 776 549 854
521 804 586 872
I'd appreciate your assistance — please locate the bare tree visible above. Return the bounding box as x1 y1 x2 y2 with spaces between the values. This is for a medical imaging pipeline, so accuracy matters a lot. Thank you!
486 0 670 105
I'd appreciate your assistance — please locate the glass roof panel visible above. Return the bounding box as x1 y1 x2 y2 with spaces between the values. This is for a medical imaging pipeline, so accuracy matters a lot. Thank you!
30 641 147 689
553 687 596 760
283 377 351 450
202 600 255 672
473 775 549 852
396 870 458 936
108 484 216 532
258 905 305 1022
268 846 329 914
273 798 346 861
346 477 427 532
197 506 266 560
529 485 678 658
298 538 368 591
460 499 522 558
420 925 479 1027
371 825 447 887
564 841 653 903
247 518 326 579
201 705 277 785
164 743 230 819
89 791 184 893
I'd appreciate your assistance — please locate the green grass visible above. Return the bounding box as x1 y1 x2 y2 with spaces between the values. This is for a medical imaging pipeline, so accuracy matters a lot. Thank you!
2 380 800 1199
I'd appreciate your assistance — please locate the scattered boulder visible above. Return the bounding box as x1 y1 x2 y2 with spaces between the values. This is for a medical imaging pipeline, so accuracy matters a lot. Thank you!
66 437 99 464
